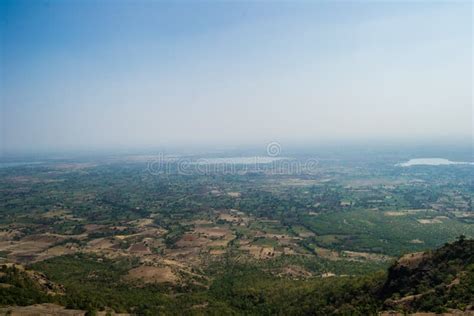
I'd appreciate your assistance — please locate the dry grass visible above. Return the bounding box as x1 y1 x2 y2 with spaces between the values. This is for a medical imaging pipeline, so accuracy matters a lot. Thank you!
0 303 87 316
417 218 442 224
125 265 177 284
342 251 392 262
397 252 427 269
227 192 241 198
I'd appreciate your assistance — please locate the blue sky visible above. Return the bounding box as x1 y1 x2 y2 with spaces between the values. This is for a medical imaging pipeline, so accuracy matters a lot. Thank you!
1 0 472 152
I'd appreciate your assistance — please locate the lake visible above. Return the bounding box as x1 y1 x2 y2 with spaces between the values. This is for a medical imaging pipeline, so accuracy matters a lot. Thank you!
397 158 473 167
192 157 287 165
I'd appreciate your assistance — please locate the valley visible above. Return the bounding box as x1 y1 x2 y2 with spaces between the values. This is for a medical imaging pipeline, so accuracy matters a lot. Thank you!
0 152 472 314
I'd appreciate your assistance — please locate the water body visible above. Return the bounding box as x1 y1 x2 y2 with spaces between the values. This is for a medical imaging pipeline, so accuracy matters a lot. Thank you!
397 158 474 167
193 157 286 165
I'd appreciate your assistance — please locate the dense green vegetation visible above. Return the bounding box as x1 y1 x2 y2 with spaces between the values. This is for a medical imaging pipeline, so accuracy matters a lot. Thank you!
0 238 472 315
381 236 474 312
0 265 53 306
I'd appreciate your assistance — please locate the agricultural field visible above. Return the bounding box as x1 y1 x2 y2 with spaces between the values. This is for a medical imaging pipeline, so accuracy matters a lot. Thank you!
0 150 472 314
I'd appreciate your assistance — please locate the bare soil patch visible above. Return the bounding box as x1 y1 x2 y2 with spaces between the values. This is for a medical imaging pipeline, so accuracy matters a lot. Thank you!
128 243 151 255
342 251 392 262
227 192 241 198
0 303 86 316
417 218 442 224
125 265 177 284
397 252 428 269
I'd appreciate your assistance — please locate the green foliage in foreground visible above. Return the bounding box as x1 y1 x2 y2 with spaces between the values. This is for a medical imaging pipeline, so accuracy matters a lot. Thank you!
208 265 384 315
1 238 472 315
0 265 53 306
380 236 474 313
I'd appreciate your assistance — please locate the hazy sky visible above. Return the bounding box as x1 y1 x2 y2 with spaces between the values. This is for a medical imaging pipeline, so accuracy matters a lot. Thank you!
1 1 472 152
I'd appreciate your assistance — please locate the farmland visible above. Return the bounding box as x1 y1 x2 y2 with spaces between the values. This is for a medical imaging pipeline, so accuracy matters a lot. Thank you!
0 149 472 314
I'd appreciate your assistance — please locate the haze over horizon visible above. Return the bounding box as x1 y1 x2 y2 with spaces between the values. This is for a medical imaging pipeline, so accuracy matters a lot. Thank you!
1 1 472 153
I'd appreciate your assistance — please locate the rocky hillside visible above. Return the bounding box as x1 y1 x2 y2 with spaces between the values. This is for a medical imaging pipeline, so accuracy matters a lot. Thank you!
380 236 474 314
0 263 64 307
0 237 472 315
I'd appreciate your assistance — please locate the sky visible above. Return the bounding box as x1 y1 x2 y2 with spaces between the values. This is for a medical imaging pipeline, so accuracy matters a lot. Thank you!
0 0 472 153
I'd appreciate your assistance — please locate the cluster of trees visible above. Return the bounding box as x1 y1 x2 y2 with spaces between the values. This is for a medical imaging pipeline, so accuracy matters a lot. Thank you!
0 238 471 315
0 265 53 306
